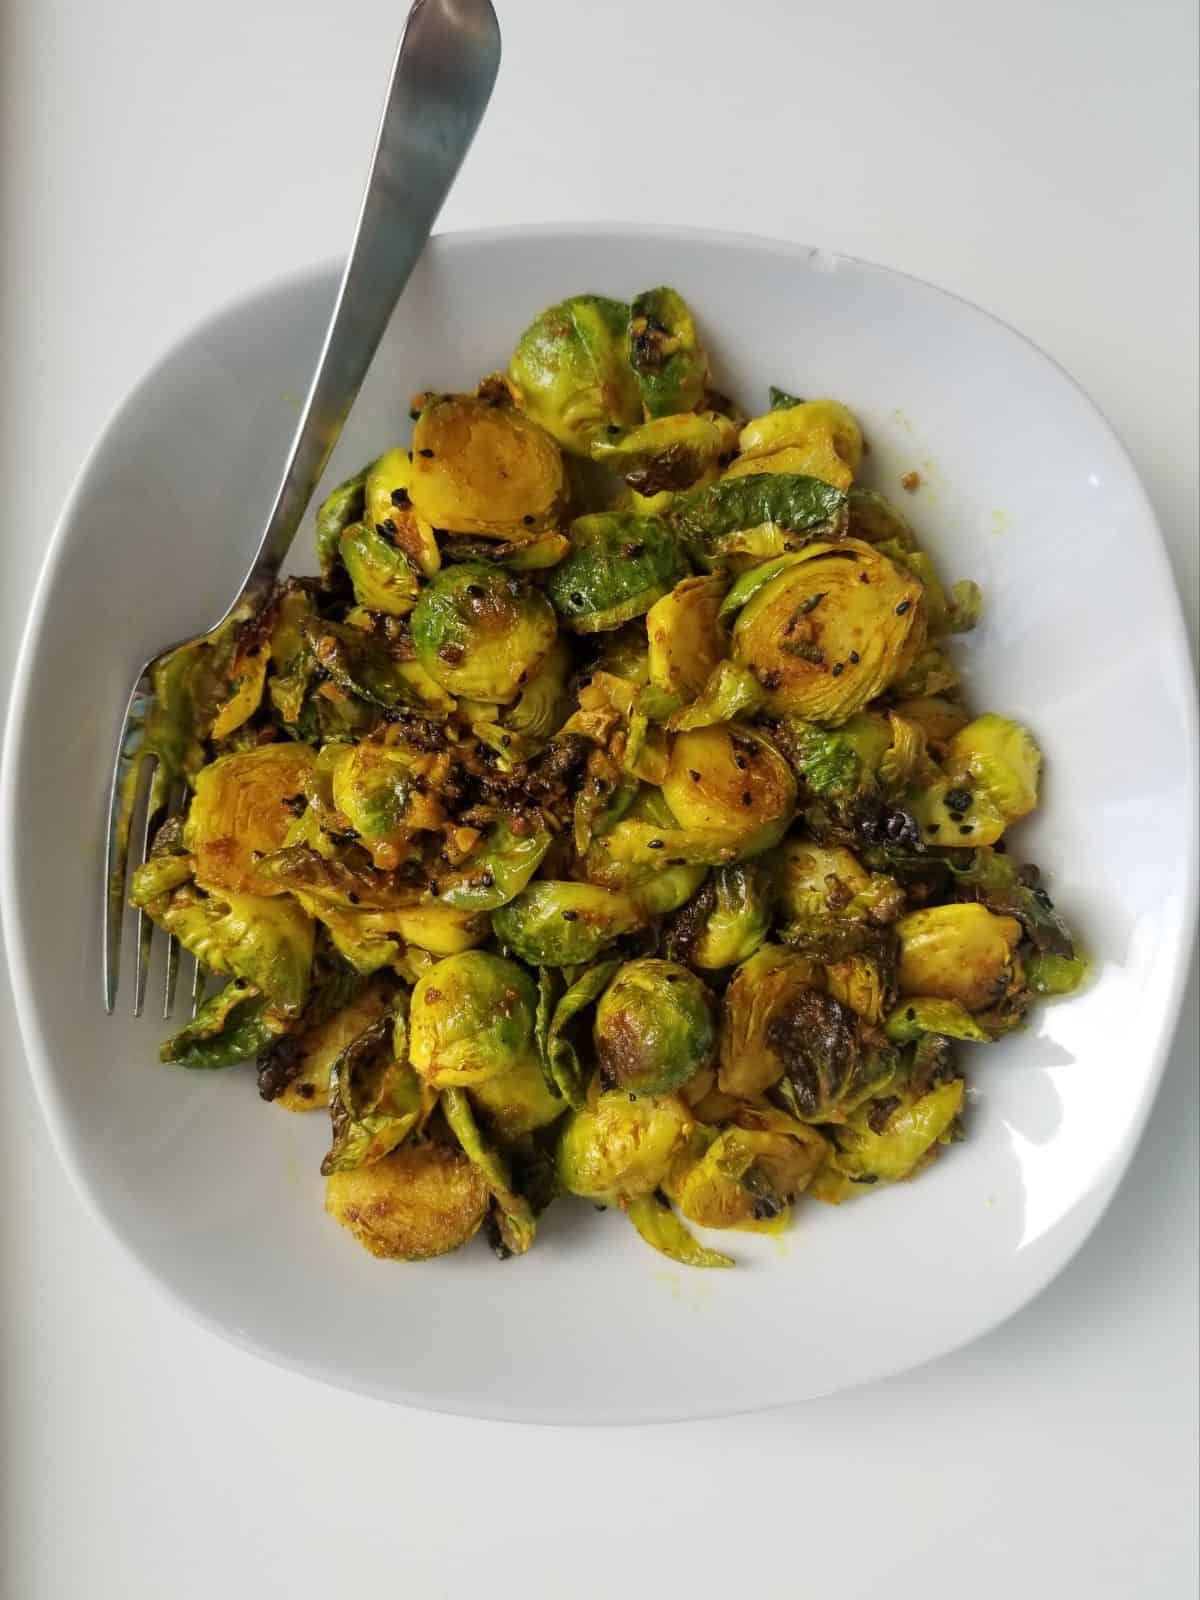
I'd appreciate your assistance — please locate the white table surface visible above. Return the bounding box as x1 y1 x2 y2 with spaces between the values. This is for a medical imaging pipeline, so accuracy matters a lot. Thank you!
2 1 1196 1594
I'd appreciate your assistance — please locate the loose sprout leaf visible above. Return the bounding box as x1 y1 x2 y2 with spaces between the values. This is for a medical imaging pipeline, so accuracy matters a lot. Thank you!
884 998 992 1044
323 1005 430 1174
628 287 709 419
666 473 846 568
160 982 285 1069
948 848 1076 958
625 1192 734 1269
316 468 367 581
435 821 552 911
545 959 621 1107
442 1087 537 1256
546 512 690 634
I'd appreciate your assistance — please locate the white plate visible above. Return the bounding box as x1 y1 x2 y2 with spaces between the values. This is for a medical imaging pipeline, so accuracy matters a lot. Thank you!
3 225 1196 1423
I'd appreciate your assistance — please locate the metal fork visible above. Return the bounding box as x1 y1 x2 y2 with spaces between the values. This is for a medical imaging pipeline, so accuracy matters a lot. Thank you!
102 0 501 1015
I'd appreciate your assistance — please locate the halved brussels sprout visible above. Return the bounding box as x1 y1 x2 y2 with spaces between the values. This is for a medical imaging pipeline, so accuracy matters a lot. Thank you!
664 1121 828 1229
593 959 716 1095
364 445 440 577
492 880 642 966
666 472 846 571
729 539 926 723
660 724 796 859
824 953 891 1025
467 1052 566 1141
328 739 448 867
325 1140 489 1260
717 944 824 1097
628 286 708 417
409 951 539 1087
473 637 571 761
410 563 558 702
589 412 737 494
339 521 421 616
679 863 774 970
722 400 863 490
555 1090 694 1201
184 744 316 897
826 1077 964 1185
509 294 642 454
646 574 728 701
133 879 314 1012
545 513 689 633
947 714 1041 824
158 980 287 1070
895 903 1023 1012
774 839 901 926
315 467 366 581
760 982 898 1121
407 394 567 537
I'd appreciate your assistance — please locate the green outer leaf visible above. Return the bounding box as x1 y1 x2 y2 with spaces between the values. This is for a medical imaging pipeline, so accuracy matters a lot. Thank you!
340 521 420 615
667 473 846 561
316 468 367 580
666 662 763 732
441 1087 536 1255
159 981 283 1068
322 1006 426 1175
884 998 991 1043
544 959 621 1107
625 1193 733 1269
716 552 814 621
546 513 689 634
1023 950 1090 997
436 823 552 911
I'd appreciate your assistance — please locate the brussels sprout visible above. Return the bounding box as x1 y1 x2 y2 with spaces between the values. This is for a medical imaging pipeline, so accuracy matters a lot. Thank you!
494 637 572 753
410 563 558 702
660 724 796 860
266 585 319 727
627 286 709 417
364 445 440 577
716 944 825 1097
624 1192 733 1269
884 997 991 1043
325 1140 489 1260
182 745 317 896
827 1077 964 1184
773 839 901 927
302 616 456 718
467 1053 566 1141
158 980 288 1070
441 1087 536 1256
210 609 274 741
409 952 539 1088
328 739 447 866
666 473 846 571
315 467 366 581
678 863 774 970
539 958 622 1107
947 848 1076 957
729 539 927 723
133 879 314 1012
589 412 738 494
895 903 1023 1012
259 977 393 1110
556 1090 693 1201
948 714 1041 824
846 486 916 550
492 881 642 966
509 294 642 454
664 1121 827 1230
546 513 689 633
255 842 422 913
646 574 728 701
323 1007 431 1173
1023 951 1089 997
763 982 899 1121
593 959 716 1094
824 953 892 1025
433 820 552 911
723 400 864 491
665 661 764 732
407 394 567 537
339 521 420 616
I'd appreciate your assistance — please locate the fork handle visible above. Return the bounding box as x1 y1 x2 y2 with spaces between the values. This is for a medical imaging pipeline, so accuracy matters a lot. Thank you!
222 0 500 621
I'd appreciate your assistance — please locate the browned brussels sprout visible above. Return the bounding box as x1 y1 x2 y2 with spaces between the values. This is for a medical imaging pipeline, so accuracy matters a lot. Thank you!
593 959 716 1094
325 1141 489 1260
556 1090 694 1202
185 744 316 896
628 287 709 417
408 394 567 537
409 952 540 1089
509 295 642 454
410 563 558 702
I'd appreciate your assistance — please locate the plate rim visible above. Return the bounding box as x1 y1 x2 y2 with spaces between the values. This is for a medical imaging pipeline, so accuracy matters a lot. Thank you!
3 220 1197 1424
